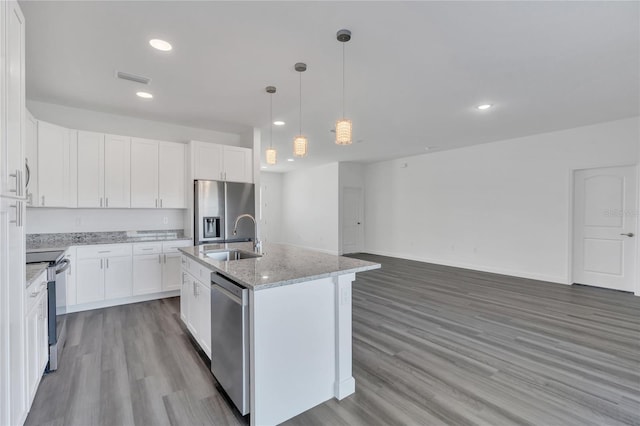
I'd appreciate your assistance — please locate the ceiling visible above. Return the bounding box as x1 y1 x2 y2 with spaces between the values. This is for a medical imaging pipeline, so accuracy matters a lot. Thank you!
21 1 640 172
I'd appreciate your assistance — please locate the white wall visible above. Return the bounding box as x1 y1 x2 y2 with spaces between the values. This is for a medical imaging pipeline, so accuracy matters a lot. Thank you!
26 208 184 234
259 172 283 244
364 117 640 284
27 100 247 147
281 163 339 254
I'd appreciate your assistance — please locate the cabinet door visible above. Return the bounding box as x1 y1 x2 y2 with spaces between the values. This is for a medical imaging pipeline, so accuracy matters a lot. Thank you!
193 142 222 181
1 0 25 199
186 276 198 336
25 304 38 404
104 135 131 208
66 130 78 208
77 131 104 208
132 254 163 295
196 280 211 358
76 258 105 304
223 146 252 183
162 253 182 291
130 138 159 208
104 255 132 300
37 121 68 207
180 270 188 322
38 294 48 373
25 111 38 206
158 142 185 208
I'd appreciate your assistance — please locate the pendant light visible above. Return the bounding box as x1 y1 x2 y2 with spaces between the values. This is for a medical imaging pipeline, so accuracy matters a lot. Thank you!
293 62 308 157
265 86 277 165
335 29 352 145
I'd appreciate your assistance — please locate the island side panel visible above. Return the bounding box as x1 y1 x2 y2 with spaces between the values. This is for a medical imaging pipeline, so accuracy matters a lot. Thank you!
334 272 356 399
250 276 341 426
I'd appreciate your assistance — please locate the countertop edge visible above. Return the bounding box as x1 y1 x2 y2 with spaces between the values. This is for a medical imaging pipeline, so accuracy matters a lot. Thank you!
27 237 192 253
179 246 381 291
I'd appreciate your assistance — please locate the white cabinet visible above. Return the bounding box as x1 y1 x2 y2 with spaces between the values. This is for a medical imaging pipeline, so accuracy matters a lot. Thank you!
25 110 38 206
133 240 190 295
24 271 47 409
77 132 130 208
0 0 25 200
75 244 132 304
132 242 163 295
191 141 253 183
34 121 72 207
131 138 185 208
181 255 212 358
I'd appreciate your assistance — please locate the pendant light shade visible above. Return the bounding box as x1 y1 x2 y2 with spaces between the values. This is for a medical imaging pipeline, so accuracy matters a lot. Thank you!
265 86 277 165
335 119 352 145
293 136 308 157
293 62 308 157
336 29 352 145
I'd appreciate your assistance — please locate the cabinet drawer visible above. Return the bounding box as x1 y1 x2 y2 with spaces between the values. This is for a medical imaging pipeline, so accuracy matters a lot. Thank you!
76 244 132 259
163 240 192 253
25 277 48 313
181 255 210 282
133 242 163 255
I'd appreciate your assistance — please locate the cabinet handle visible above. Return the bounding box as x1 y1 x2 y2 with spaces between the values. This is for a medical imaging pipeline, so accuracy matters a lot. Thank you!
155 199 158 208
9 204 17 225
100 259 103 269
193 281 196 296
141 248 154 251
18 201 23 227
106 198 109 208
158 254 162 264
100 197 103 207
164 254 167 263
98 250 110 253
41 195 45 206
160 199 163 208
67 257 72 275
106 258 109 268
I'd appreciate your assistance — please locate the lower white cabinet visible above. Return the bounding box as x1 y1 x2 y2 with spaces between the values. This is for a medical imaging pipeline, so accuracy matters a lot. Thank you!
181 255 211 358
133 240 191 295
76 244 132 304
24 272 48 407
133 253 163 295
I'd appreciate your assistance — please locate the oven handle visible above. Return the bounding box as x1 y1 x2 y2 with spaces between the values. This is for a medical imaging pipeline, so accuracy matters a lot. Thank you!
55 258 71 274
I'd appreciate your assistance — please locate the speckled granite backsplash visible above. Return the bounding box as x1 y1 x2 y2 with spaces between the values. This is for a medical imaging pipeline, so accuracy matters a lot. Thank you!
27 229 187 249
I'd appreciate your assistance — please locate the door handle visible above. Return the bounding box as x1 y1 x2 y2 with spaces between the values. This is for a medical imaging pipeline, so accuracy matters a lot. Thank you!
620 233 634 237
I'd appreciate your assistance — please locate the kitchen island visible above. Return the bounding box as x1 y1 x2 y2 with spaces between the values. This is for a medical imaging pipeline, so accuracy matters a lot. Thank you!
179 242 380 426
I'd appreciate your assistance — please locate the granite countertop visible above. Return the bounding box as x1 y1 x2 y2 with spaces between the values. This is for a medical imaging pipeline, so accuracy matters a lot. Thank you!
26 263 48 288
27 230 191 252
179 242 381 291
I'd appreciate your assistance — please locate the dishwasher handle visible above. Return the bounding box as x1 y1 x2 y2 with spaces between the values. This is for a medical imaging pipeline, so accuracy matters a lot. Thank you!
211 272 246 303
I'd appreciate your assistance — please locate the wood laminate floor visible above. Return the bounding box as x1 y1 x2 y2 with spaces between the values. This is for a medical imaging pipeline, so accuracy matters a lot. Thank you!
25 254 640 426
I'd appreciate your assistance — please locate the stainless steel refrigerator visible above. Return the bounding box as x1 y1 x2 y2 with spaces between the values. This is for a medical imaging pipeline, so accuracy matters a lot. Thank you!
194 180 256 245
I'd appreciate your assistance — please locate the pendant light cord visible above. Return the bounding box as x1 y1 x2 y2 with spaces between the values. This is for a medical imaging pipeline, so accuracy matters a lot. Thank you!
299 71 303 135
269 93 273 149
342 42 346 119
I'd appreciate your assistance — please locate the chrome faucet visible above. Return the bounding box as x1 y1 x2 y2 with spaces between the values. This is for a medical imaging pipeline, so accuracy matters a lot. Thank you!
233 214 261 253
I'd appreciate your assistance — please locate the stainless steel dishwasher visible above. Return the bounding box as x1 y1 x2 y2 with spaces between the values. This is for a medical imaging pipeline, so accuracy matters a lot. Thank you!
210 272 250 415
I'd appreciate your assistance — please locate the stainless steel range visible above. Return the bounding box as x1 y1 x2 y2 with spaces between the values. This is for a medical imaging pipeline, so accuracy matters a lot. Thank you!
25 250 70 371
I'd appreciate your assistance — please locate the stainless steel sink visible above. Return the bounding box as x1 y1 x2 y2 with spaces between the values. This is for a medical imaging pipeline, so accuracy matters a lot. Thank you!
205 249 261 261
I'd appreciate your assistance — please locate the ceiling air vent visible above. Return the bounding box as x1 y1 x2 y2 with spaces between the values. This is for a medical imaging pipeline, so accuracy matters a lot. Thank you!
115 71 151 85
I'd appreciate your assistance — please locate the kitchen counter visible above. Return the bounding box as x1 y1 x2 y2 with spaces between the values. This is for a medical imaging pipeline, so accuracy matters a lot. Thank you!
179 242 380 290
26 263 48 288
27 230 190 252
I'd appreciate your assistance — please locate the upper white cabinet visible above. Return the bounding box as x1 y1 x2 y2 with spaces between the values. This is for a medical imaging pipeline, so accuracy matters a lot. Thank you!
37 121 76 208
0 0 25 200
25 110 38 206
191 141 252 183
77 132 131 208
131 138 185 208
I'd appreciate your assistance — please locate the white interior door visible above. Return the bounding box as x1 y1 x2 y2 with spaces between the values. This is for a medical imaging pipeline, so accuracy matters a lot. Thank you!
573 165 637 292
342 187 364 254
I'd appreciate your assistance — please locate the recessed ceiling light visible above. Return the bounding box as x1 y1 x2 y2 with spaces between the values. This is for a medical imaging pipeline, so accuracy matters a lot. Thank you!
149 39 172 51
476 104 492 110
287 158 294 162
136 91 153 99
273 121 285 126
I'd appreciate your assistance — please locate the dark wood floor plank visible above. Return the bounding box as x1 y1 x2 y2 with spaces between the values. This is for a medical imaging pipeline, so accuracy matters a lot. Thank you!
25 253 640 426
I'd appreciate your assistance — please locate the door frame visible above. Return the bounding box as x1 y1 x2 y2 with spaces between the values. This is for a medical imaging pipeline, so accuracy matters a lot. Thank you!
567 163 640 295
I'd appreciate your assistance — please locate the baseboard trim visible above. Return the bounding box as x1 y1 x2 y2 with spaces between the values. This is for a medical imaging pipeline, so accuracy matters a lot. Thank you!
65 290 179 314
363 249 568 284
